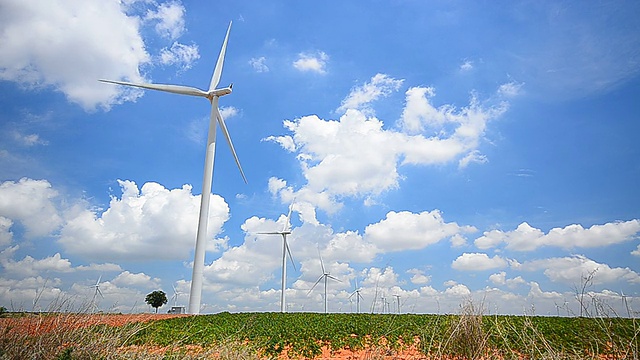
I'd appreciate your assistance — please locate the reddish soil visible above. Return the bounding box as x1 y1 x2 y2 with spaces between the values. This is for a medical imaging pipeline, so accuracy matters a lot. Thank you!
0 313 189 336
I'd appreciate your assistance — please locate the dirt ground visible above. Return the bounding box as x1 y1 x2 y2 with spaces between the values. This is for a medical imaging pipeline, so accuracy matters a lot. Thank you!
0 312 189 336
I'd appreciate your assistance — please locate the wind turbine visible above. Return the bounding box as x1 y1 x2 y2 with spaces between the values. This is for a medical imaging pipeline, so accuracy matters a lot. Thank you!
621 290 631 318
256 201 297 312
393 294 401 314
349 277 364 314
308 250 340 313
91 276 104 311
100 22 246 314
171 285 185 307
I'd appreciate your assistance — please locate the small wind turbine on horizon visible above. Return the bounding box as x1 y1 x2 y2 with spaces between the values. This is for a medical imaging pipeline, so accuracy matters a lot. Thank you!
171 285 185 307
256 201 297 313
100 21 246 315
91 276 104 312
393 294 401 314
349 277 364 314
308 249 340 313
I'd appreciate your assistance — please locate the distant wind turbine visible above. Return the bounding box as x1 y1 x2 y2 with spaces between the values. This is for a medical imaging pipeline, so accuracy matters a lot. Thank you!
621 290 631 318
91 276 104 311
393 294 401 314
308 249 340 313
171 285 185 307
100 22 246 314
349 277 364 314
257 201 297 312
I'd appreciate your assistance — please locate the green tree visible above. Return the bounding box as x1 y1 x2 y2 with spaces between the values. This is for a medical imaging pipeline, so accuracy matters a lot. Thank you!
145 290 168 313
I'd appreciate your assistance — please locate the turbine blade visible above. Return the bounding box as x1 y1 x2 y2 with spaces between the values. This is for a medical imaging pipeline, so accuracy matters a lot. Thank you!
97 287 104 298
284 236 297 272
307 276 324 295
209 21 232 92
317 248 326 274
96 275 102 286
283 200 294 232
213 98 248 183
328 275 341 282
256 231 282 235
100 79 208 98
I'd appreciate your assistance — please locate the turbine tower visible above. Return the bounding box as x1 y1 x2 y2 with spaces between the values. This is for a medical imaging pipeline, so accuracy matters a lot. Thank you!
100 22 245 314
308 249 340 313
257 201 297 312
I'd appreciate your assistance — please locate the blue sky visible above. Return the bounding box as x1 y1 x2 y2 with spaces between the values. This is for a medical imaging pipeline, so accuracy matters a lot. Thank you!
1 0 639 315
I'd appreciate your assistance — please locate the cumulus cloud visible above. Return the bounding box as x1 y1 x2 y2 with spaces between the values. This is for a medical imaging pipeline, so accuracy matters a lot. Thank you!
0 178 62 238
364 210 476 252
475 220 640 251
293 51 329 74
267 74 509 211
521 255 640 285
452 253 509 271
0 217 13 246
0 0 153 110
0 0 195 110
144 1 186 40
112 271 160 289
59 180 230 261
159 42 199 69
489 271 526 288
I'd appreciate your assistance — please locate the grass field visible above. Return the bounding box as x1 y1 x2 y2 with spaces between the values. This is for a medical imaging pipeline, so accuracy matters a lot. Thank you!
1 309 639 359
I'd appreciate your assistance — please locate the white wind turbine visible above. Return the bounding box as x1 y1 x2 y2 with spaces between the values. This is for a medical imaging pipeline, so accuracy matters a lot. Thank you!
257 201 297 313
349 277 364 314
393 294 401 314
100 22 246 314
171 285 185 307
91 276 104 311
308 249 340 313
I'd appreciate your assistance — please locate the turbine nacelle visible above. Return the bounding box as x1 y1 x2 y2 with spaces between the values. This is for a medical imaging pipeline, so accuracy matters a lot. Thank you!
208 84 233 99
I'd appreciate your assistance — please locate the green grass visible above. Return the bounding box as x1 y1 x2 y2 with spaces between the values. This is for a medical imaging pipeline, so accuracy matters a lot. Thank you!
130 312 639 359
1 310 638 359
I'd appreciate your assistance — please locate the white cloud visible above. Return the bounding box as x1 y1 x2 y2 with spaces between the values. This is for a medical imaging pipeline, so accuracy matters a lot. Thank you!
460 60 473 72
111 271 160 289
489 271 506 285
452 253 508 271
267 75 509 211
444 283 471 297
59 180 229 261
1 251 72 277
458 150 488 168
632 245 640 257
475 220 640 251
0 0 152 110
489 271 526 288
249 56 269 73
338 74 404 113
408 269 431 285
364 210 476 252
0 178 62 238
293 51 329 74
144 1 186 40
497 81 524 97
522 255 640 285
159 42 199 69
12 131 48 146
0 217 13 246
